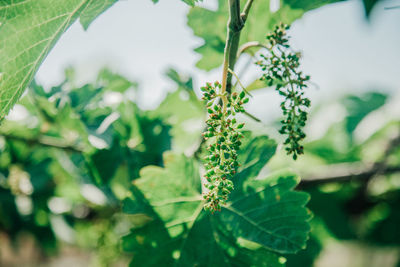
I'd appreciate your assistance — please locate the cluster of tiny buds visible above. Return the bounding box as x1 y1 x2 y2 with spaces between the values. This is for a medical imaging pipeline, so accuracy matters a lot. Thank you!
200 81 248 212
256 23 311 160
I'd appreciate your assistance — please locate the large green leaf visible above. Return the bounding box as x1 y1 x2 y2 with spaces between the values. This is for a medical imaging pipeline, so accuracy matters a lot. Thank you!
220 174 312 254
0 0 117 120
176 213 230 266
177 212 285 267
134 153 202 228
233 133 277 192
124 134 311 265
123 219 177 267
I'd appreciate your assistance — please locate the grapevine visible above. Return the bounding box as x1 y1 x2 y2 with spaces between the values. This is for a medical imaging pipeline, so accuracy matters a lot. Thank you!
201 81 248 212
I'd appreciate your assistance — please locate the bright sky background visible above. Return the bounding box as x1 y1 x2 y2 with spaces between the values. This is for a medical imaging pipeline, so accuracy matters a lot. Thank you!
35 0 400 122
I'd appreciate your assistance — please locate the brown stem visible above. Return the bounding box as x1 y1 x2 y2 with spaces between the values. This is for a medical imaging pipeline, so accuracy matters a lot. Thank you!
299 128 400 187
298 165 400 188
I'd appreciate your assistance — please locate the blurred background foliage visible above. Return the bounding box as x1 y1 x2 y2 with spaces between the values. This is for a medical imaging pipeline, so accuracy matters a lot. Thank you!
0 0 399 266
0 67 399 266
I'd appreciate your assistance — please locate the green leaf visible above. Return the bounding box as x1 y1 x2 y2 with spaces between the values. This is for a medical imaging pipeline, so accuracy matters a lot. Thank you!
97 68 138 93
151 86 203 153
122 185 178 267
284 232 323 267
361 0 381 17
342 92 387 136
187 0 307 71
123 220 176 267
284 0 380 18
178 212 285 267
366 189 400 246
176 213 230 266
165 68 193 92
134 153 202 226
232 133 277 198
90 143 122 184
282 0 345 10
152 0 202 6
182 0 199 6
68 84 102 111
220 175 312 254
306 121 359 163
187 0 227 71
79 0 118 30
0 0 117 121
124 134 311 265
306 188 356 240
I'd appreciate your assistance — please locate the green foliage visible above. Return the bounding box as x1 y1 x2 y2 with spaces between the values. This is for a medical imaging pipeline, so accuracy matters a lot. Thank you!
0 1 397 266
0 67 314 265
1 68 399 266
0 0 118 121
187 0 331 71
0 69 171 264
342 92 387 137
361 0 381 16
268 89 400 266
149 69 203 153
80 0 118 30
122 133 312 265
282 0 346 10
306 91 388 163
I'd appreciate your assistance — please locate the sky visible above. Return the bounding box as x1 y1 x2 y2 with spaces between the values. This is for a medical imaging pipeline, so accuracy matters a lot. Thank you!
35 0 400 122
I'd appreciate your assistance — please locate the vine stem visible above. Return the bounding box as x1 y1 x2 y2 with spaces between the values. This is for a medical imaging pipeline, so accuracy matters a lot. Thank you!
196 0 255 160
221 0 254 96
217 0 254 163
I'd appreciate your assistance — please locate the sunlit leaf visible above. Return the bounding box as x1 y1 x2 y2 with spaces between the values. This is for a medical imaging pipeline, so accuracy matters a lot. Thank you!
0 0 118 120
124 134 311 265
80 0 118 30
220 175 312 254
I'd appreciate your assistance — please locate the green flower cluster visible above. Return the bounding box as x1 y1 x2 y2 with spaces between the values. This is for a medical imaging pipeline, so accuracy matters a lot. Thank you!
200 81 248 212
256 23 311 160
